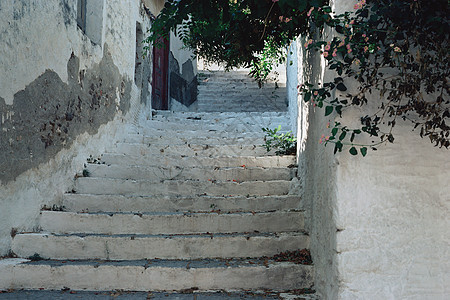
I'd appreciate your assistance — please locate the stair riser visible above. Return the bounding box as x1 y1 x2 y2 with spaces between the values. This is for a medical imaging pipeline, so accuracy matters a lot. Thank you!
150 115 290 124
86 165 296 181
128 128 268 138
152 111 289 119
142 123 289 132
100 154 296 168
196 107 287 113
63 194 303 213
12 234 309 260
109 143 275 157
0 259 314 291
122 135 267 146
74 178 291 197
40 211 304 235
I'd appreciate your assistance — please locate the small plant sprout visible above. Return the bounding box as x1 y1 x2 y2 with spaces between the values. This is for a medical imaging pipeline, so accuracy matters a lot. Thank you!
262 125 297 155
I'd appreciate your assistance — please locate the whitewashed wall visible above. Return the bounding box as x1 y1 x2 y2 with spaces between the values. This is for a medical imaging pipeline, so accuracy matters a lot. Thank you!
0 0 153 255
288 0 450 298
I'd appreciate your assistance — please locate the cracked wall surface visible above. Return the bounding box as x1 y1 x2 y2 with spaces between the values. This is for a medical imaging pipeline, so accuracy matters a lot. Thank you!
0 0 154 255
0 48 131 184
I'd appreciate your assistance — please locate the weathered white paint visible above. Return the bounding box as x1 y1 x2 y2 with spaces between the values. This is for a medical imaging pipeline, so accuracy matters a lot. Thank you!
0 0 155 255
288 0 450 298
0 258 314 291
12 232 309 260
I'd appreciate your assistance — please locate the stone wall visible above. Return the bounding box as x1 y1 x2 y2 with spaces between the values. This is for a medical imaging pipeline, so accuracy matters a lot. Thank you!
288 0 450 298
0 0 153 255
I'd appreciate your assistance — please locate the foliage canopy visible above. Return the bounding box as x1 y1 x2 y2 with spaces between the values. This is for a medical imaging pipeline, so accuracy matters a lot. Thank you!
146 0 449 154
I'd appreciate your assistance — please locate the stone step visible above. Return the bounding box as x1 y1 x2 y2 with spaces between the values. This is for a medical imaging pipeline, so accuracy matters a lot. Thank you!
40 211 304 235
108 143 275 157
195 106 288 113
74 178 292 196
12 232 309 260
197 89 286 96
62 194 303 213
127 127 269 138
133 122 290 133
85 164 296 181
0 290 315 299
99 154 296 168
123 129 292 141
0 258 314 291
121 134 267 145
152 111 289 119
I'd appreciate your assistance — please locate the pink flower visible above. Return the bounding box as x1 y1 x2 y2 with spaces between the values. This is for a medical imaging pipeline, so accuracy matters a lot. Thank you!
364 46 368 52
323 51 329 57
349 20 355 25
347 48 352 53
324 43 331 51
314 91 319 96
332 49 337 57
338 41 345 47
346 44 351 49
362 34 366 38
307 7 314 17
326 122 330 128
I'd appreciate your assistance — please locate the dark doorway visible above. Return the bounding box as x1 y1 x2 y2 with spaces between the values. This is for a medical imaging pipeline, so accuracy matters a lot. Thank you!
152 37 170 110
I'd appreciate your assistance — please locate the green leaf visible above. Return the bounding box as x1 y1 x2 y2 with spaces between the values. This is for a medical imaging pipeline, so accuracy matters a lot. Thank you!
361 147 367 157
336 83 347 91
339 131 346 141
331 127 338 136
349 147 358 155
325 106 333 116
304 91 312 102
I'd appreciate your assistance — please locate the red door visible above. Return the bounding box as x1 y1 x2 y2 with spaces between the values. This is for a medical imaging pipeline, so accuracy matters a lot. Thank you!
152 37 169 110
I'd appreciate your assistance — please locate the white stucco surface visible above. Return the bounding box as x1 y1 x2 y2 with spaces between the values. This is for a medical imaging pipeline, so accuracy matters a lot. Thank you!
0 0 153 255
289 0 450 298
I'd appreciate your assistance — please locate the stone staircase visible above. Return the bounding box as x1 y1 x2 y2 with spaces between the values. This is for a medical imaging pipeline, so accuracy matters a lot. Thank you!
1 107 313 296
197 71 287 112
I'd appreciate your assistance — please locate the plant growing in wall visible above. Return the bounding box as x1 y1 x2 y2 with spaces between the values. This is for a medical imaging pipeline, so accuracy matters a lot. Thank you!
147 0 449 155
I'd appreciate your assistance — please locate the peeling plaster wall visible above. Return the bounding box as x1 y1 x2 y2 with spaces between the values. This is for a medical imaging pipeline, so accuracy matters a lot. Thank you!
0 0 154 255
292 0 450 298
168 31 198 111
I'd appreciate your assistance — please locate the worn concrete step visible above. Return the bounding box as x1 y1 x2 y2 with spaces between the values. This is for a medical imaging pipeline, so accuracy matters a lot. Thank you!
132 123 289 135
140 121 289 132
152 111 289 119
99 154 296 168
151 112 289 122
122 129 292 142
0 290 314 299
121 134 267 146
197 88 286 96
62 194 303 213
0 258 314 291
196 106 287 113
108 143 275 157
74 178 292 196
12 232 309 260
40 211 304 235
127 127 269 138
85 164 296 181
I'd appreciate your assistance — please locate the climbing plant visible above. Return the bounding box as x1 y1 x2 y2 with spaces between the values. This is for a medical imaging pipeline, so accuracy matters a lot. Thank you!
146 0 449 155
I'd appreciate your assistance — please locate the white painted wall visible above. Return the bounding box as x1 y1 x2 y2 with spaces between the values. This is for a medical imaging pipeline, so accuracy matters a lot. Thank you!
290 0 450 298
0 0 154 255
